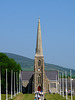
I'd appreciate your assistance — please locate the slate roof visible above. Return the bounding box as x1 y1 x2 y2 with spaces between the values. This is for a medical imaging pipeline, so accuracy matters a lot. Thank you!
21 71 58 81
21 71 75 88
21 71 34 80
45 71 58 80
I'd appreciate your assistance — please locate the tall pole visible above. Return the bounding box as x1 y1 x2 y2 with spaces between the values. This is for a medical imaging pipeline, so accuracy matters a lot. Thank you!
70 70 73 100
58 70 60 94
62 72 63 96
60 73 61 95
6 69 8 100
21 72 22 93
16 72 19 94
62 72 64 97
14 72 15 96
16 72 18 94
11 70 13 99
0 70 1 100
19 71 20 93
65 71 68 100
56 75 57 93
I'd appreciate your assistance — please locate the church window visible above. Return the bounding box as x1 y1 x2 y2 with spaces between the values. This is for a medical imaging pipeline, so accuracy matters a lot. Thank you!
38 60 41 66
50 83 56 88
38 75 41 84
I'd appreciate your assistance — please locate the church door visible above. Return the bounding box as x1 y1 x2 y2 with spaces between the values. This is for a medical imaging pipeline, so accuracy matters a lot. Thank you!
38 86 41 91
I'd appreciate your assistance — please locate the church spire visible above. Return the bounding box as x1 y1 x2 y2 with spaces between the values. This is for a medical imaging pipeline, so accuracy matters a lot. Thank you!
35 18 43 56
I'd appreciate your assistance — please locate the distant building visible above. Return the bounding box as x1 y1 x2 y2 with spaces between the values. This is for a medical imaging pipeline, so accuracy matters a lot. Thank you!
21 18 59 93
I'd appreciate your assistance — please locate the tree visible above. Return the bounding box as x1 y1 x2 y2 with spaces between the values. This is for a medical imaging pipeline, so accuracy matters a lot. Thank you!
0 53 22 93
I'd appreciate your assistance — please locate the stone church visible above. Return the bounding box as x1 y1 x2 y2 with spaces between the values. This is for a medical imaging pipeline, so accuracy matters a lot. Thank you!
21 18 60 93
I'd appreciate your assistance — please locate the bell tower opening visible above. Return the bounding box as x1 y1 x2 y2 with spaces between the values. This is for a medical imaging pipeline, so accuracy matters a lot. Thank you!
38 60 41 66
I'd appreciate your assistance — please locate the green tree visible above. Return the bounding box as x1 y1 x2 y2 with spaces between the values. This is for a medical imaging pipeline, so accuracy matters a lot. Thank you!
0 53 22 93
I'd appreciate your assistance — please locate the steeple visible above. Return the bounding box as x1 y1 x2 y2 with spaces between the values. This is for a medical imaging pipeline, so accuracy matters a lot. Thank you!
34 18 45 93
35 18 43 56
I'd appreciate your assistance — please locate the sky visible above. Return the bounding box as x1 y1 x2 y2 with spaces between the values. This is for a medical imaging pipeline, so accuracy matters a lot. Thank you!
0 0 75 69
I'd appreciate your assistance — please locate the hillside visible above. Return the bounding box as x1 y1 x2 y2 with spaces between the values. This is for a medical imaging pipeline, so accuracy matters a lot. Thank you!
3 52 75 76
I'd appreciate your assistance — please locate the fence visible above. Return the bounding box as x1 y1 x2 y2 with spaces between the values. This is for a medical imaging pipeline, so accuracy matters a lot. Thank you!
0 69 22 100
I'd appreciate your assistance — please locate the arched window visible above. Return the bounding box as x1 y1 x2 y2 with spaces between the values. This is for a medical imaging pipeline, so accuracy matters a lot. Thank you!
38 74 41 84
38 60 41 66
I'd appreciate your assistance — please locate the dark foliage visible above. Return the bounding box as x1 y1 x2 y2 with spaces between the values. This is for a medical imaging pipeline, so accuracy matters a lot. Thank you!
0 53 22 93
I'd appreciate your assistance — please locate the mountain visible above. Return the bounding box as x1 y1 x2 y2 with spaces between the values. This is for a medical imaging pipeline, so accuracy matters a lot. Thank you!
3 52 75 77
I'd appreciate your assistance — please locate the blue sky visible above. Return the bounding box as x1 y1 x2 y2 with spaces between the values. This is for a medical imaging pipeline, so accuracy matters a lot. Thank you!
0 0 75 69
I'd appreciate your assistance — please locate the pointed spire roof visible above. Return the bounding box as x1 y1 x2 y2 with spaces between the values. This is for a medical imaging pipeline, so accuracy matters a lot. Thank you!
35 18 43 56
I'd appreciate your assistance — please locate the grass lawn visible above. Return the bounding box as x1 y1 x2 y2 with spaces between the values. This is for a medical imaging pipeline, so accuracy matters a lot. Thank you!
68 95 75 100
11 93 66 100
23 94 35 100
1 94 11 100
10 93 35 100
2 93 75 100
44 94 66 100
45 94 75 100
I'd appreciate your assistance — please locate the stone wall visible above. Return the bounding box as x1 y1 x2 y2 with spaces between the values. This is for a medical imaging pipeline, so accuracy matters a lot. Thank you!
49 80 59 93
44 75 50 93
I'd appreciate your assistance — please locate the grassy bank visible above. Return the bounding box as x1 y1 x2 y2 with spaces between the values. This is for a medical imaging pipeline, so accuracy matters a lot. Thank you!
44 94 66 100
1 93 75 100
68 95 75 100
45 94 75 100
1 94 11 100
10 93 35 100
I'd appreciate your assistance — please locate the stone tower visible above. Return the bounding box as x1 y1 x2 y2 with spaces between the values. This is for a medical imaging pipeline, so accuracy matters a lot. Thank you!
34 18 45 92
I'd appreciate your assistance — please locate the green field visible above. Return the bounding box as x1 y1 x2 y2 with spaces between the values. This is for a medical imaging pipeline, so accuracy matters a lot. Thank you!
13 93 66 100
11 93 35 100
11 93 66 100
68 95 75 100
45 94 75 100
1 93 75 100
44 94 66 100
1 94 11 100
